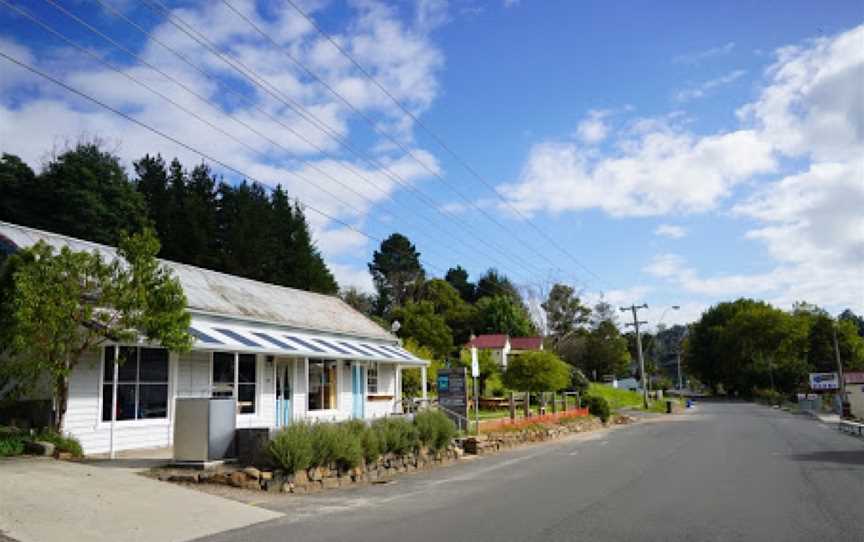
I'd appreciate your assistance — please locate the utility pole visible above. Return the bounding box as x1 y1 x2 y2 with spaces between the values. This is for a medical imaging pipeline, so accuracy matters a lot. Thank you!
621 304 649 409
833 323 847 414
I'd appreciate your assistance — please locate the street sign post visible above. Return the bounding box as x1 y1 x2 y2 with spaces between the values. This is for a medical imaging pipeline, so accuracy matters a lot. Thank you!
471 347 479 434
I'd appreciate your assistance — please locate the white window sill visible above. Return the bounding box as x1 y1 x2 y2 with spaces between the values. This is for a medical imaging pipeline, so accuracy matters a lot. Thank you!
96 418 170 429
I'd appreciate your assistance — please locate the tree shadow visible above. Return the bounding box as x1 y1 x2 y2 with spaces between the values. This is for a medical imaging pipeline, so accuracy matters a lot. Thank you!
788 450 864 465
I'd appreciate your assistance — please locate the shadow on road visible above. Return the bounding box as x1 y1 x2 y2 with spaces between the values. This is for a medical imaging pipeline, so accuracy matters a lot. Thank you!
788 450 864 465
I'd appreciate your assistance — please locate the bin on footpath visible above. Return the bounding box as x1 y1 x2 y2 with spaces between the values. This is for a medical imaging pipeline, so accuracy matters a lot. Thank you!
666 400 673 414
686 399 693 408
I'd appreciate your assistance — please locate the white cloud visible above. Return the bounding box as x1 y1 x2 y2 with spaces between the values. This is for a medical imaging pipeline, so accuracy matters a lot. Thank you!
500 125 775 217
673 42 735 65
0 0 447 270
500 24 864 312
654 224 687 239
576 109 609 144
503 0 521 8
330 263 374 293
675 69 746 102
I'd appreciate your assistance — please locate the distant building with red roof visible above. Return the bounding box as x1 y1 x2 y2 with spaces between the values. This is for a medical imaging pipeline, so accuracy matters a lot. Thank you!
465 334 544 369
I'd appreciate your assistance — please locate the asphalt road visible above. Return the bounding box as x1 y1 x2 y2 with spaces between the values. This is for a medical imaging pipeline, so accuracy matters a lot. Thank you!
198 402 864 542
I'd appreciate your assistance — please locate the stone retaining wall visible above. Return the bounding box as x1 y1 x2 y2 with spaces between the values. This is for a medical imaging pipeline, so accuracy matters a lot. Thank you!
156 415 614 494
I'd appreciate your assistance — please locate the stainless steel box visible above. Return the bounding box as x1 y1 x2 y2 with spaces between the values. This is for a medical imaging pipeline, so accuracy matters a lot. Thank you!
173 398 236 462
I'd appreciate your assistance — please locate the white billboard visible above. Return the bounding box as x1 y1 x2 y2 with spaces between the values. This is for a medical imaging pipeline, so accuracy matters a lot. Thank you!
809 372 839 390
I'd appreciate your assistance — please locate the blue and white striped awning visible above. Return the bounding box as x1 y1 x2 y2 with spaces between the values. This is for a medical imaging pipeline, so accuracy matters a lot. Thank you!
188 319 426 366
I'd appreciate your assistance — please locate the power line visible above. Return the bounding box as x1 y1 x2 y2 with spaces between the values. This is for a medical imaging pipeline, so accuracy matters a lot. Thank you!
215 0 585 285
37 0 520 279
280 0 610 291
0 43 532 306
140 0 552 279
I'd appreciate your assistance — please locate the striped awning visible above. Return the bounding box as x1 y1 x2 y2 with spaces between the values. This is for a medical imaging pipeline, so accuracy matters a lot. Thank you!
188 318 426 366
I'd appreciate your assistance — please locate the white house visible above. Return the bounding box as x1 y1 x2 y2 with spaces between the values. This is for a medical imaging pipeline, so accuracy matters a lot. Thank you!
0 222 429 456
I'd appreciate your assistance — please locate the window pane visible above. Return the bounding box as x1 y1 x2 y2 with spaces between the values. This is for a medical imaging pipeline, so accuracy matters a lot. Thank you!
238 354 256 384
139 348 169 382
213 352 234 384
308 361 323 410
367 363 378 394
238 384 255 414
117 347 138 383
104 383 136 421
103 346 116 382
138 384 168 419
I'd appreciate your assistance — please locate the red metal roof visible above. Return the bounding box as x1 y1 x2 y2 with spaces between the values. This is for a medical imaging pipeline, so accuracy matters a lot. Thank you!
510 336 543 351
845 372 864 384
466 334 508 349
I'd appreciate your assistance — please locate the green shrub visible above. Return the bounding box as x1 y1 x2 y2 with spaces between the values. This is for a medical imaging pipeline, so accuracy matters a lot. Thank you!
36 429 83 457
585 395 611 423
0 434 26 457
359 425 381 464
414 410 456 451
311 423 363 471
268 423 314 474
373 417 418 456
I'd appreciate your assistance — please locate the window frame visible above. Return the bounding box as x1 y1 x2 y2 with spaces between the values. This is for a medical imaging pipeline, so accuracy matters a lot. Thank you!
307 359 339 412
367 362 379 395
209 351 259 416
99 345 171 427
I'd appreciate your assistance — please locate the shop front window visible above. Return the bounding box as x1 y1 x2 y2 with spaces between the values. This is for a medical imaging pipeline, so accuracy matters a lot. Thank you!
309 360 338 410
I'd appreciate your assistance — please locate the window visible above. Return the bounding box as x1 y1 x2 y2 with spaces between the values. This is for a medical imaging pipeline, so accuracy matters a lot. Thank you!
309 360 338 410
211 352 257 414
102 346 169 422
367 363 379 394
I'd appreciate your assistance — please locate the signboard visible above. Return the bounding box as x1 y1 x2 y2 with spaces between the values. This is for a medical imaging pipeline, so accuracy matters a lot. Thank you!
437 367 468 420
470 347 479 378
809 372 839 390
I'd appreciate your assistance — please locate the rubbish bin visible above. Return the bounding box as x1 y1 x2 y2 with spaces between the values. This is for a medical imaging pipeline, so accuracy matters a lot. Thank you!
666 400 673 414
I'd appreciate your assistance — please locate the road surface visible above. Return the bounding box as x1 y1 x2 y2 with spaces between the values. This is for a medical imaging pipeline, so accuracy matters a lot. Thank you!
198 402 864 542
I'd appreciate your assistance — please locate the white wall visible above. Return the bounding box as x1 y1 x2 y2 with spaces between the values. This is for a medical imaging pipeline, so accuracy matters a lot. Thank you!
63 349 175 455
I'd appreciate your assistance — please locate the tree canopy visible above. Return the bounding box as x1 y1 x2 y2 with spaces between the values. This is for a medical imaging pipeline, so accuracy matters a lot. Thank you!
542 283 590 345
0 229 192 430
503 351 571 392
368 233 425 315
0 145 339 295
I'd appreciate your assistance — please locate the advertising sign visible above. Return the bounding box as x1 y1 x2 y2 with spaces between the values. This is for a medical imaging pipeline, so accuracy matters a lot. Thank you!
437 367 468 420
809 372 839 390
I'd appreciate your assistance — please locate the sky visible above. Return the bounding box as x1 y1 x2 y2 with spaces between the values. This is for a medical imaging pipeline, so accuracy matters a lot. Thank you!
1 0 862 329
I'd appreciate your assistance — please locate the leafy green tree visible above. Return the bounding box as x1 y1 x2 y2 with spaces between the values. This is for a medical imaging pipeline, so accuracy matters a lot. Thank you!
420 279 478 346
3 144 149 246
839 309 864 337
542 283 590 345
445 265 476 303
0 229 192 431
476 268 521 304
585 320 632 380
368 233 425 315
687 298 811 395
503 351 571 393
0 153 41 229
390 301 453 359
475 295 536 336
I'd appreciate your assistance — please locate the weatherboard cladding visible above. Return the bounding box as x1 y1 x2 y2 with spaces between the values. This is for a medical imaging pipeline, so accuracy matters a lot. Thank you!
0 221 393 342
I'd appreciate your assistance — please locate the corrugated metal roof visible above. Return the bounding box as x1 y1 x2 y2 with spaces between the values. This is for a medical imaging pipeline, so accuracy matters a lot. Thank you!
466 334 509 349
0 221 394 342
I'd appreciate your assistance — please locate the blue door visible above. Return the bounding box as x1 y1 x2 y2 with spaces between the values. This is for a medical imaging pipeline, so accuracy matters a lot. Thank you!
275 362 292 427
352 364 365 419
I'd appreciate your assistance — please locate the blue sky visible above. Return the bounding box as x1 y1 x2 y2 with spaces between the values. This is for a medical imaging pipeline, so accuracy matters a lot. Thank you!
1 0 862 328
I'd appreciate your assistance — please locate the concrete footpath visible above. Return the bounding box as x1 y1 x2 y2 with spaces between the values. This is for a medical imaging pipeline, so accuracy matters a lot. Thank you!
0 457 281 542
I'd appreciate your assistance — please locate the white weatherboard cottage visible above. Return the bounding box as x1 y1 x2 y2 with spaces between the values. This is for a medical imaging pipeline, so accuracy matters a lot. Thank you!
0 222 429 456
